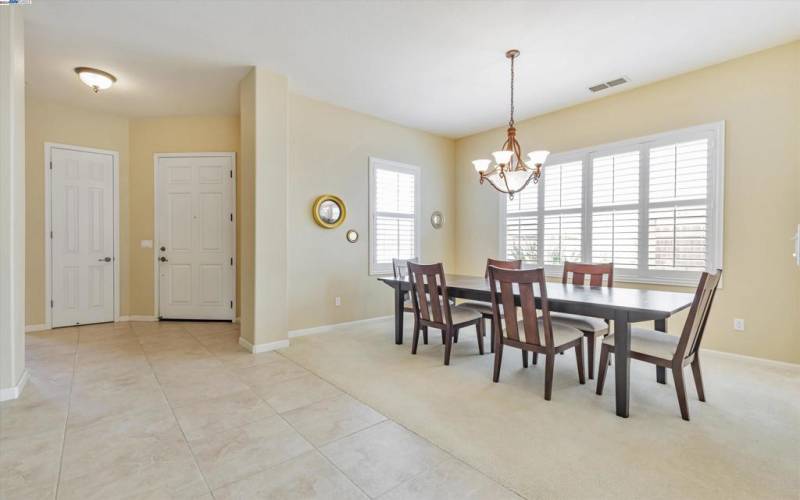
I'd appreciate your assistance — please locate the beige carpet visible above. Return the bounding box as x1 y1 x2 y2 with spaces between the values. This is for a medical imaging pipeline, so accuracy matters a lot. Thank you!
281 318 800 500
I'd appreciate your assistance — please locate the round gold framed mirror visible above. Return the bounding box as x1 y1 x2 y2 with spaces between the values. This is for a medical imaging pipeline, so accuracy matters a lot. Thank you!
345 229 359 243
312 195 346 228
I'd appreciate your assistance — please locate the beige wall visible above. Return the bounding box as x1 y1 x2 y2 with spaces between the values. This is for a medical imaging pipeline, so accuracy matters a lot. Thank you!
455 41 800 363
128 115 240 316
287 95 456 331
25 97 131 326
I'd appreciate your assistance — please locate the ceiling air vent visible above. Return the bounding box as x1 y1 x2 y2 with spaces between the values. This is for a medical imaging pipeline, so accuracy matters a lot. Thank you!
589 76 629 93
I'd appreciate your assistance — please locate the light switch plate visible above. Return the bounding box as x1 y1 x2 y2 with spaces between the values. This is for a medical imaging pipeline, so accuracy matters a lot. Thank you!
141 240 153 248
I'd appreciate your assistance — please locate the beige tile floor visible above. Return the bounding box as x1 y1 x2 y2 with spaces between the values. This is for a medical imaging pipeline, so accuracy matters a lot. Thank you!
0 321 520 500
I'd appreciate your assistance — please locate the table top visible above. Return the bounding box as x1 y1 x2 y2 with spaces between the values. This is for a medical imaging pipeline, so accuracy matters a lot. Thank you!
378 274 695 317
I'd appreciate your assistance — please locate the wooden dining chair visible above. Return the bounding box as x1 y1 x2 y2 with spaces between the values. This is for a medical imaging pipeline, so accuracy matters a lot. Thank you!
488 266 585 400
460 258 523 353
392 258 429 344
407 262 484 365
596 269 722 420
550 261 614 379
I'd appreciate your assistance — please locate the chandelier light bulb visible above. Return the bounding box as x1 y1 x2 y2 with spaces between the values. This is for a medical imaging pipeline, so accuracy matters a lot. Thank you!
527 150 550 166
472 159 492 173
492 150 514 165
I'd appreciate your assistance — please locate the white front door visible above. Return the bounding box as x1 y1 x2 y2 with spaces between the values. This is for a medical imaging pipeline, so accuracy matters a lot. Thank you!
157 154 235 320
51 147 115 327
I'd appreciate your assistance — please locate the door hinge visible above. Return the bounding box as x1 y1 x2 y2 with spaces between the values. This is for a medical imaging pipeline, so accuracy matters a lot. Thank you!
230 257 233 266
230 300 233 309
229 170 233 178
50 300 54 308
49 161 53 170
50 231 53 239
230 213 233 222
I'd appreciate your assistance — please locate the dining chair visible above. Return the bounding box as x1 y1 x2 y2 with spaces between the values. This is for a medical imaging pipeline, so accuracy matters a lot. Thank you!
460 258 523 353
407 262 484 365
550 261 614 379
596 269 722 420
392 257 428 344
488 266 585 400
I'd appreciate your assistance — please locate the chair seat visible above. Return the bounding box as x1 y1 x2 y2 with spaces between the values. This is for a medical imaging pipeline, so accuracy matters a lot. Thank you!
449 305 483 325
513 319 583 348
458 299 494 316
550 312 609 334
602 327 678 361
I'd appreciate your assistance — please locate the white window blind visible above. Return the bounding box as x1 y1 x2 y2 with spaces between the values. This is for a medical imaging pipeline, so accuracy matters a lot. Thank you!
369 158 420 275
500 122 723 285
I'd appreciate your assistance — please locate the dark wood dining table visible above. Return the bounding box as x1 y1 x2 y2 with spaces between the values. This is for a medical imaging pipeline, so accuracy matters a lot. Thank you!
378 274 695 418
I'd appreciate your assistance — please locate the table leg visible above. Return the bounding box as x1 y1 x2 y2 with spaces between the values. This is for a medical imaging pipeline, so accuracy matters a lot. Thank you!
614 311 631 418
394 285 404 345
655 318 667 384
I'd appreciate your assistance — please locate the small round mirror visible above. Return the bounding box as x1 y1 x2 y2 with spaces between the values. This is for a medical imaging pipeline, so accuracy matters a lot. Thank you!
430 210 444 229
312 195 346 228
345 229 359 243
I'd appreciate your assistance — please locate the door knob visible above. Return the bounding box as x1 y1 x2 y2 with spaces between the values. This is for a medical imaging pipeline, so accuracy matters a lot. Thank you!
160 256 168 262
160 246 166 251
98 257 112 262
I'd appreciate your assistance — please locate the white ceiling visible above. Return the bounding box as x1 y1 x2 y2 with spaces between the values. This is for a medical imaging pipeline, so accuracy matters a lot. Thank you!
24 1 800 138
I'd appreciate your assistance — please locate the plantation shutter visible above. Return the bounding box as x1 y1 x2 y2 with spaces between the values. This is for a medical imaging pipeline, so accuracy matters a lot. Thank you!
370 159 420 274
591 150 639 268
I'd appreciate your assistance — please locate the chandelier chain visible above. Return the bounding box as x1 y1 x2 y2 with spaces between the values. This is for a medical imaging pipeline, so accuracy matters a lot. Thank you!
509 54 515 127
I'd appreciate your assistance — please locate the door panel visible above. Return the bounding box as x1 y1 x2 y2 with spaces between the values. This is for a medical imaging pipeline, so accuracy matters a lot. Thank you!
51 147 115 327
157 155 234 320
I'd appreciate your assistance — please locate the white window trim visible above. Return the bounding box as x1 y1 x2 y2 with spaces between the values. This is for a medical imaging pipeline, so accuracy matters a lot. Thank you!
499 121 725 287
369 157 422 276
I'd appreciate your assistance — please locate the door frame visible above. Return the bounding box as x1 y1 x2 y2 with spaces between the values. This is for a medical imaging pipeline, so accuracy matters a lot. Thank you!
44 143 121 328
153 152 237 320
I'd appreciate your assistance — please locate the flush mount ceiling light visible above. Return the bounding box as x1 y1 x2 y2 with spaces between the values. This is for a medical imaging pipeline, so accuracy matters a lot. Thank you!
472 50 549 199
74 67 117 93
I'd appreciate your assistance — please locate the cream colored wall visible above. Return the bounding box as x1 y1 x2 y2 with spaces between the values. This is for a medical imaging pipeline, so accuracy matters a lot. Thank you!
287 94 456 331
239 71 256 339
25 97 131 326
455 41 800 364
128 115 240 316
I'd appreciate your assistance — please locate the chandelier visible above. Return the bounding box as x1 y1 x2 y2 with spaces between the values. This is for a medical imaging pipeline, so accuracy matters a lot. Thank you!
473 50 549 199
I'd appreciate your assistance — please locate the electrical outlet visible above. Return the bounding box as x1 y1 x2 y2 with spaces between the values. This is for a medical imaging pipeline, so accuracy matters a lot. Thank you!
335 296 341 307
733 318 745 331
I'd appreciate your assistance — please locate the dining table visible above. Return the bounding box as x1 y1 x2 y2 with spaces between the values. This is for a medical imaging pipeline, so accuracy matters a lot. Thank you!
378 273 695 418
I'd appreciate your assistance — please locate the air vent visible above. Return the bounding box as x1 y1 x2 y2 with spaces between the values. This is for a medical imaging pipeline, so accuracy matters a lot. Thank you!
589 76 629 93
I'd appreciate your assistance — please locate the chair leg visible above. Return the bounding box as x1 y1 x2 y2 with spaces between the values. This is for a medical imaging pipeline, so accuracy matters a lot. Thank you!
596 345 610 395
476 321 484 355
454 331 459 343
422 326 428 345
441 331 446 344
672 366 690 421
492 342 504 382
444 327 454 366
575 341 585 385
522 349 528 368
489 317 495 354
544 353 555 401
531 352 538 365
411 320 421 355
586 334 596 380
691 356 706 402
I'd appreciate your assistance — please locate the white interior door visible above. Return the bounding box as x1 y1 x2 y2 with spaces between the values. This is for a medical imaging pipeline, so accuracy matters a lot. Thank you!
51 147 115 327
157 155 235 320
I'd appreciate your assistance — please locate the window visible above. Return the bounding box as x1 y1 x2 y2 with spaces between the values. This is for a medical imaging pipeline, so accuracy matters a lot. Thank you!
501 122 724 285
369 157 421 275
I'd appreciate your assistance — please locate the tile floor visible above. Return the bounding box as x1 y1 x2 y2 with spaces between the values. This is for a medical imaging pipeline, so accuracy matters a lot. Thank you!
0 321 520 499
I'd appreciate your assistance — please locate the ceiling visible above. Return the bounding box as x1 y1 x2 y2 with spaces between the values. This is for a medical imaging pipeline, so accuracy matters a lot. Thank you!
23 1 800 138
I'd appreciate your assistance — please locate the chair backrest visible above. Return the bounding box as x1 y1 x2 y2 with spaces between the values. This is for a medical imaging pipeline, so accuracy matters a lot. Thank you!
562 261 614 287
484 258 522 279
407 262 452 327
487 266 554 350
676 269 722 361
392 257 417 280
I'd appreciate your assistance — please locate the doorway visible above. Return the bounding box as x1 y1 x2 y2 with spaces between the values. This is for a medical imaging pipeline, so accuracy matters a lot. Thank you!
46 144 119 328
154 153 236 320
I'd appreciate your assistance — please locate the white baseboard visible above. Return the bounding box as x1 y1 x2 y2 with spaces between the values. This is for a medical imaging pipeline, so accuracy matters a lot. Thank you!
0 369 29 402
288 315 392 338
25 324 49 333
701 348 800 371
238 336 290 354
